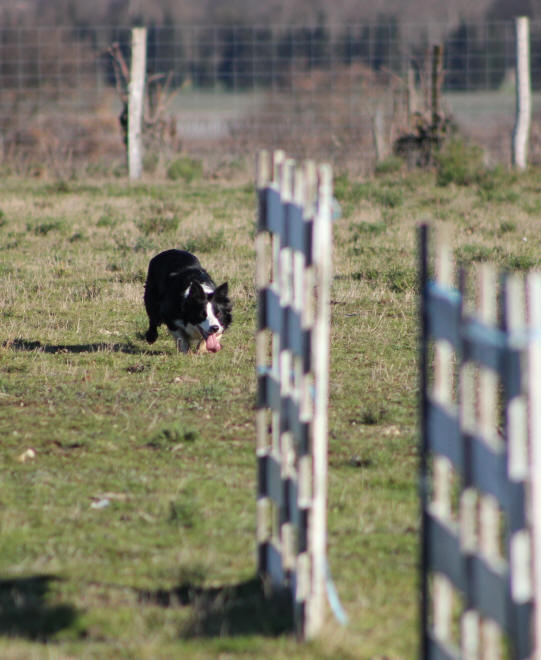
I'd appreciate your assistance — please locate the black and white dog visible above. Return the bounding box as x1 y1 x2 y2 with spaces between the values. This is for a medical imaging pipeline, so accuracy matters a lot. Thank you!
144 249 232 353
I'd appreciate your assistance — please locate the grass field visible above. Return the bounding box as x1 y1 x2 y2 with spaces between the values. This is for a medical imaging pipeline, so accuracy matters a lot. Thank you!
1 150 541 659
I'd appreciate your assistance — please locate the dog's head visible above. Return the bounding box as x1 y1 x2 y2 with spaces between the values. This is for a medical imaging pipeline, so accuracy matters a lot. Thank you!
183 281 232 352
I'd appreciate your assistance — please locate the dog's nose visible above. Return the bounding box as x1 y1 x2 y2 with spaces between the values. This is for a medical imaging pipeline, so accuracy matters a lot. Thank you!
210 325 220 334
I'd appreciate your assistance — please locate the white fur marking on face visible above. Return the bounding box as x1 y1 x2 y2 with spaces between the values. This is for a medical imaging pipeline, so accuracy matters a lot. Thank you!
198 301 223 336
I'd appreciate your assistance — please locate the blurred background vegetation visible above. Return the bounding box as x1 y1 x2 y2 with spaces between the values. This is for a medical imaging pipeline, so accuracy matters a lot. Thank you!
1 0 541 178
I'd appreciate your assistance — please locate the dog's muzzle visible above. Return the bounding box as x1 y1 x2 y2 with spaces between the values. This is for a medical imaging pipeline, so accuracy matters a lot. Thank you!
198 325 222 352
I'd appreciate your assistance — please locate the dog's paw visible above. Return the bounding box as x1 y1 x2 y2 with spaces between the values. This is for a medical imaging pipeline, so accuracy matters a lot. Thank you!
145 327 158 344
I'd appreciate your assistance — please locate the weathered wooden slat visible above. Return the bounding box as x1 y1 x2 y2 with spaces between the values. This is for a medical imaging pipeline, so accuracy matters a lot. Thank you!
426 509 464 591
265 541 285 586
284 306 311 368
258 287 281 335
510 601 535 660
257 371 280 412
285 477 299 528
426 281 462 349
297 507 309 553
259 186 285 237
467 554 508 630
258 458 300 527
284 202 312 258
506 479 527 533
461 316 508 374
510 530 533 603
426 398 462 469
477 264 502 660
280 396 309 451
463 431 508 504
259 288 311 365
258 454 283 506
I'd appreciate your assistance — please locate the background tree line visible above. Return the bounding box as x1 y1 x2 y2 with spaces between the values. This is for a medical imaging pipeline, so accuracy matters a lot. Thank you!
1 1 541 92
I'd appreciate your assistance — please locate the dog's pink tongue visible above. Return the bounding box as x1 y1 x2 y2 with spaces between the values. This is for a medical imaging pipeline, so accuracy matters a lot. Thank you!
206 333 221 353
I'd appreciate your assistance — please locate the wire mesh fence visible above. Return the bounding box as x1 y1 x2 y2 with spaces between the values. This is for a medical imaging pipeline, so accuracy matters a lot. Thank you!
1 21 541 173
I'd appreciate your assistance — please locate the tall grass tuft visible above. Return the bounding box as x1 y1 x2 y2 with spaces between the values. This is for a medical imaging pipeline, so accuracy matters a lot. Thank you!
435 137 484 186
166 157 203 183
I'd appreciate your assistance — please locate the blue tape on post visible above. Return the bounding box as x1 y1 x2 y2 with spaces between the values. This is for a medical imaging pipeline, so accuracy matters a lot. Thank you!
325 560 348 626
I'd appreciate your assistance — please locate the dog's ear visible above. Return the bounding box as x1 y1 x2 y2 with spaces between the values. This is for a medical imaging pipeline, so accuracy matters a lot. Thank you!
186 281 206 303
214 282 229 299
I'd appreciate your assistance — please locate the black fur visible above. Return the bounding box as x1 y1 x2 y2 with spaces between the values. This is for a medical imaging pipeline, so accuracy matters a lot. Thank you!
144 249 232 351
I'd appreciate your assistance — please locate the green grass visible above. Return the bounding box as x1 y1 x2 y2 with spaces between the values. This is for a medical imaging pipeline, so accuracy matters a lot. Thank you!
1 162 540 658
166 156 204 183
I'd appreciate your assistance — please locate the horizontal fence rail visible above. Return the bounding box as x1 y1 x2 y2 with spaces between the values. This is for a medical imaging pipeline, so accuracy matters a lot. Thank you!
255 149 332 639
1 20 541 169
419 225 539 659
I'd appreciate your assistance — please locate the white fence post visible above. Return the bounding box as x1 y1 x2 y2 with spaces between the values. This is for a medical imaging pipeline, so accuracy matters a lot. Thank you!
128 27 147 180
512 16 531 170
305 162 332 639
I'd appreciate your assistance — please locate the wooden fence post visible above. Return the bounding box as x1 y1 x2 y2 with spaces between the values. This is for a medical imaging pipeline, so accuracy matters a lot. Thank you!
128 27 147 180
431 44 443 126
305 162 332 639
512 16 531 170
372 108 385 164
477 264 502 660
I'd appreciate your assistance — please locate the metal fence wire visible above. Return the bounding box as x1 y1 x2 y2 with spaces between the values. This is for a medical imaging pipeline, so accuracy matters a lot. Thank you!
0 21 540 170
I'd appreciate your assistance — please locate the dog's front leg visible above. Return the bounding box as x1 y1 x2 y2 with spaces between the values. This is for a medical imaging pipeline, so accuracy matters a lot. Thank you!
176 335 190 353
169 329 190 353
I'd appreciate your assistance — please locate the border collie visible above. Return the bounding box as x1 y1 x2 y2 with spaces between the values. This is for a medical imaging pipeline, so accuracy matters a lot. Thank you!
144 249 232 353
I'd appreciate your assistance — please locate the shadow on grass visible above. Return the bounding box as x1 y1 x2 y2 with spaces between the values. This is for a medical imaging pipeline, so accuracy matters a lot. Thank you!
137 576 294 638
6 338 165 356
0 575 79 641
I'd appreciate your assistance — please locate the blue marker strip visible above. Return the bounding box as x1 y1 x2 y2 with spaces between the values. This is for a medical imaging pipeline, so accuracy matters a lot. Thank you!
325 559 348 626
